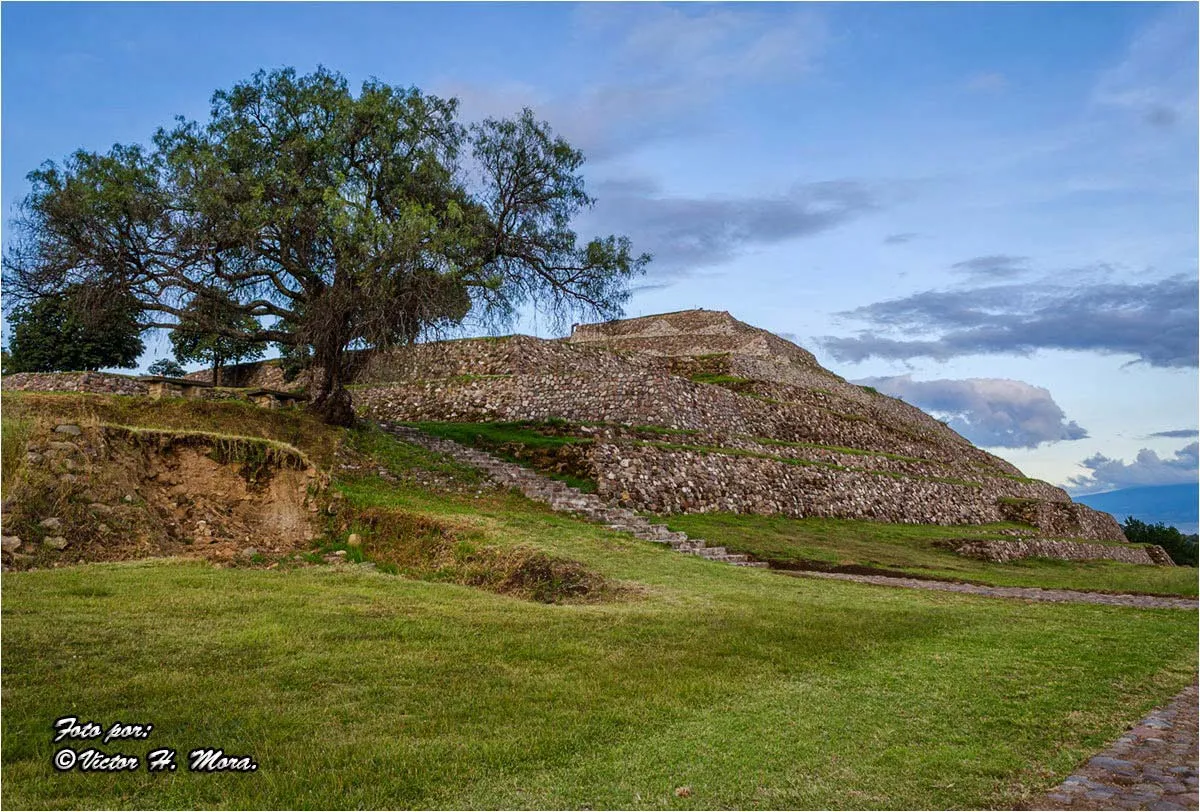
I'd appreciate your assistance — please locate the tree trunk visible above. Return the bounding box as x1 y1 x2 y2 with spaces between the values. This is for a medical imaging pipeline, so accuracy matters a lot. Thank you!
308 351 356 427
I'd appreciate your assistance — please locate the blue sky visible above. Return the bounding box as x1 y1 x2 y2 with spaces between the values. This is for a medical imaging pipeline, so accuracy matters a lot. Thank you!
2 2 1196 494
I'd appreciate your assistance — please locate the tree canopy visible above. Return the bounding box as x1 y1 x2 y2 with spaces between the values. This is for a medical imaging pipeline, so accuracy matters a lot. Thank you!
4 67 648 424
1121 516 1198 567
147 358 186 378
5 284 144 373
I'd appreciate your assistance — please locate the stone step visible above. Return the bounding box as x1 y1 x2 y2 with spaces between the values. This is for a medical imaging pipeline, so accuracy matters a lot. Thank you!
380 424 768 572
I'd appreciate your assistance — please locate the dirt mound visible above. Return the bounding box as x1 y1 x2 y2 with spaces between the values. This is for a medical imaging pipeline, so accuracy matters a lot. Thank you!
336 506 618 603
1 421 325 569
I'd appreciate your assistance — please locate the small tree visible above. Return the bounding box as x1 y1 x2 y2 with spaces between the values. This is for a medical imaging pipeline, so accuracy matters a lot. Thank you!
168 294 266 386
147 358 186 377
165 295 264 386
6 285 144 372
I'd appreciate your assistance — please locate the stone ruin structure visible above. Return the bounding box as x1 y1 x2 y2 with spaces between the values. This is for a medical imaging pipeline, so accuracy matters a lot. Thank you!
351 309 1129 542
1 310 1135 547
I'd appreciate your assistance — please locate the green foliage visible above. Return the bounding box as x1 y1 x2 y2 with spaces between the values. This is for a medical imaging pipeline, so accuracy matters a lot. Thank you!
1123 516 1199 566
146 358 185 377
5 286 144 372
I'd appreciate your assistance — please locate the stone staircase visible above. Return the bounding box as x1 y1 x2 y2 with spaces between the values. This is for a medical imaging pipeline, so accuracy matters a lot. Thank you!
380 422 768 568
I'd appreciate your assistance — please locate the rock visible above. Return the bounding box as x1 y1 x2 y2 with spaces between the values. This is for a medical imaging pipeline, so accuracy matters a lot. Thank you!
10 553 35 563
123 494 135 503
1 536 22 553
39 517 63 531
1089 756 1138 774
88 503 112 515
54 424 82 436
239 547 259 559
24 452 44 465
43 536 69 550
46 441 78 453
347 533 362 547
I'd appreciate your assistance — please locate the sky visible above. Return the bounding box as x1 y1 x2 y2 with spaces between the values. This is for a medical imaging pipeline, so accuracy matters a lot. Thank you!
2 2 1197 495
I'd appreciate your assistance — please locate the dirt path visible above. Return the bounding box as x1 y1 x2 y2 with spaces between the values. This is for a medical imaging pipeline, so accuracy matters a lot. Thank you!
1037 682 1198 810
783 570 1198 610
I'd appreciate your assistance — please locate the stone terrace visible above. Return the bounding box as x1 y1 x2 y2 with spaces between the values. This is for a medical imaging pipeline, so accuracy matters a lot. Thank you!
352 315 1127 542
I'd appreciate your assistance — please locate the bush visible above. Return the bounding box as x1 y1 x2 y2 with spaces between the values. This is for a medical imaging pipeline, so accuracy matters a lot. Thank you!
1122 517 1198 566
147 359 186 377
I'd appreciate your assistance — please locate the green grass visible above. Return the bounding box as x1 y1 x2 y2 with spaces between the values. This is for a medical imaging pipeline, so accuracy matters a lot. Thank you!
407 419 589 450
667 513 1200 597
408 420 597 492
2 545 1196 808
3 404 1198 808
689 373 752 386
2 415 34 492
1 391 342 468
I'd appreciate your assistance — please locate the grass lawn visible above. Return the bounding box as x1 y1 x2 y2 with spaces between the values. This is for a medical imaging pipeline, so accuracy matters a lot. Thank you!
667 512 1200 597
2 408 1197 808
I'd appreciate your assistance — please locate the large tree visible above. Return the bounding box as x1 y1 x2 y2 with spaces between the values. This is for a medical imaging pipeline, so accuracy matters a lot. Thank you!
3 67 648 424
5 284 145 373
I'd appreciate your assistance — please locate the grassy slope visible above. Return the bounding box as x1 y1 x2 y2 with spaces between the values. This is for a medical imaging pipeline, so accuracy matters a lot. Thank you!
1 402 1198 808
1 392 342 468
667 513 1200 597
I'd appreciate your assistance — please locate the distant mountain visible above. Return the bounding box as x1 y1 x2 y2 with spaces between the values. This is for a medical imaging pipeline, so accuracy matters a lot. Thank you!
1075 484 1199 535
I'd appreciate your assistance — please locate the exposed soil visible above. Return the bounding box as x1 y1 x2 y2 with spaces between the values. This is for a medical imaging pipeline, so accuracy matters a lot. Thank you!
2 423 325 569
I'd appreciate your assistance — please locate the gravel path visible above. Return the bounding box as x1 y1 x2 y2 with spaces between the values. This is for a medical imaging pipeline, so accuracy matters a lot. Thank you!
784 570 1198 610
1038 682 1198 810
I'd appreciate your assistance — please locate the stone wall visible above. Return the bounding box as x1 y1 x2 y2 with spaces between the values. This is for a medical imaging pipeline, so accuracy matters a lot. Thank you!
2 372 148 396
953 538 1174 566
568 308 822 368
351 335 1128 541
586 442 1124 538
353 354 1018 472
183 360 299 390
2 371 295 407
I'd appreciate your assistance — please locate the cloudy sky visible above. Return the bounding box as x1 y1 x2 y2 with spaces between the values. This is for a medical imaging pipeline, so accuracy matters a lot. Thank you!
2 2 1196 493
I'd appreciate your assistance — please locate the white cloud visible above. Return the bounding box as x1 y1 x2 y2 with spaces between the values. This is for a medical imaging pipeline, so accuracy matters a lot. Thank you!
1068 443 1199 494
443 5 828 161
856 374 1088 449
1091 5 1198 129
